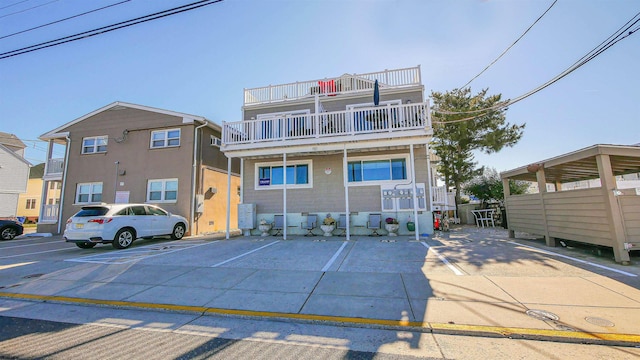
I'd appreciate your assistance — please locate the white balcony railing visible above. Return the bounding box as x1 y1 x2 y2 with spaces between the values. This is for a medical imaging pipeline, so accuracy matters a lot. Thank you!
45 158 64 176
223 102 430 146
432 185 455 206
244 66 422 105
41 204 59 223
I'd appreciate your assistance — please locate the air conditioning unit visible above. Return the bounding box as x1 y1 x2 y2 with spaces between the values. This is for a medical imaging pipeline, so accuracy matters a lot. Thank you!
210 136 222 147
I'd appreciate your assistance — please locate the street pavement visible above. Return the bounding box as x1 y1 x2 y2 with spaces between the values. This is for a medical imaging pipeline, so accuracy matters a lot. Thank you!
1 225 639 349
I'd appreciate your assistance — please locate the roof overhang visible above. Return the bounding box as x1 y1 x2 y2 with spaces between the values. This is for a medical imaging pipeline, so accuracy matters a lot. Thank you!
39 101 216 141
500 144 640 183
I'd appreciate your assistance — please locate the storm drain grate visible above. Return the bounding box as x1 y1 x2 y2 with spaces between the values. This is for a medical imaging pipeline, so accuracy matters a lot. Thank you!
526 309 559 321
585 317 615 327
22 273 45 279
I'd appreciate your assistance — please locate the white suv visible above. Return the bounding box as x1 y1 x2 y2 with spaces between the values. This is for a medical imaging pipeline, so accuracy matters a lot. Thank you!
64 204 188 249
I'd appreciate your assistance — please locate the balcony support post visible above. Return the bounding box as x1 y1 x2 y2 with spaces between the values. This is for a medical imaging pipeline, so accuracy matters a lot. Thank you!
410 144 419 241
343 146 350 240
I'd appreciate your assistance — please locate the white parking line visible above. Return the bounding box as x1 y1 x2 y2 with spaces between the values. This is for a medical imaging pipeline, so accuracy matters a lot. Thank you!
507 241 637 277
67 241 217 264
211 241 280 267
322 241 349 272
420 241 465 276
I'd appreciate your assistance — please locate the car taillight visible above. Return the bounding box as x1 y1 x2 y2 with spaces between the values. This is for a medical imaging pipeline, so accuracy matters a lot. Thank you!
88 218 112 224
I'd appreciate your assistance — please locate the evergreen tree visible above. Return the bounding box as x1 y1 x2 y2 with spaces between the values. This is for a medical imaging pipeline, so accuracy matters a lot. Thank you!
431 88 525 210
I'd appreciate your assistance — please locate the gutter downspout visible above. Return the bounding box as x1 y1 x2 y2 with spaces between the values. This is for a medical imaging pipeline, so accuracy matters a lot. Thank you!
191 121 208 236
56 135 71 234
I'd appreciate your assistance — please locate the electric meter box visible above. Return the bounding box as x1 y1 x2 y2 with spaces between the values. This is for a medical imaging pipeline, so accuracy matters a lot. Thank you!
238 203 256 229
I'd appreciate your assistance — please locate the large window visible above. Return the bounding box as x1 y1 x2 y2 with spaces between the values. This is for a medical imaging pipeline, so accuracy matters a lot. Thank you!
82 136 108 154
150 129 180 148
147 179 178 202
348 157 408 183
76 182 103 204
255 161 312 189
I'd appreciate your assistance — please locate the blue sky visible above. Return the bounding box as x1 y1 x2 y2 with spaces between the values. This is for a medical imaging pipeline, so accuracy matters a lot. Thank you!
1 0 638 172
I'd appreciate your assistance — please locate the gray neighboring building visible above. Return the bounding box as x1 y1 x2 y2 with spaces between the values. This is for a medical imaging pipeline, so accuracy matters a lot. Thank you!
38 102 240 235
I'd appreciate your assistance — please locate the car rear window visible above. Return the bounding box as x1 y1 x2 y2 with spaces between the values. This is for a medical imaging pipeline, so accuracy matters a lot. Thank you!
75 207 109 217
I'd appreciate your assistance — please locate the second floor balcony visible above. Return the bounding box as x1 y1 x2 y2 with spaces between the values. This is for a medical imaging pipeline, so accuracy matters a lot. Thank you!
43 158 64 180
222 102 432 153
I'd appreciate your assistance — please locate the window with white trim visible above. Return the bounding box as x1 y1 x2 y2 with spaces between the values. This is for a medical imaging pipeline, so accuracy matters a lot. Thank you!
150 129 180 148
26 198 36 209
76 182 103 204
210 135 222 147
255 160 312 189
147 179 178 202
81 136 108 154
347 155 409 184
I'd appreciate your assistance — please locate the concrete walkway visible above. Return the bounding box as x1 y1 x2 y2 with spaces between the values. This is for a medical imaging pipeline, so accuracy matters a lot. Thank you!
1 226 639 346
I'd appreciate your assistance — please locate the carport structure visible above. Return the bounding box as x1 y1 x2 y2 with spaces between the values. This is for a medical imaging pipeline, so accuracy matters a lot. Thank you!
500 144 640 264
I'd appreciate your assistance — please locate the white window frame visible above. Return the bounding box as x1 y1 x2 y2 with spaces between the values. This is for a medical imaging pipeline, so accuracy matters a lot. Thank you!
255 160 313 190
210 135 222 147
146 178 179 203
75 182 103 204
150 128 181 149
346 154 411 187
81 136 108 154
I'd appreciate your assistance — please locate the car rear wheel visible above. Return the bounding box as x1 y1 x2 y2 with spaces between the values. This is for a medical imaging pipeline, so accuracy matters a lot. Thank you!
1 226 18 240
113 228 135 249
171 223 186 240
76 242 96 249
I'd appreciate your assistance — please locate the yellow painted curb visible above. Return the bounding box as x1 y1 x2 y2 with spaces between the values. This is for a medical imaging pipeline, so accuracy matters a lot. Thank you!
2 292 639 345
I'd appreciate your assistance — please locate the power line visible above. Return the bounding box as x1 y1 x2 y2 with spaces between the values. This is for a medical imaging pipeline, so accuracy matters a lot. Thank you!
0 0 132 40
0 0 58 19
459 0 558 89
0 0 224 60
0 0 30 11
434 11 640 123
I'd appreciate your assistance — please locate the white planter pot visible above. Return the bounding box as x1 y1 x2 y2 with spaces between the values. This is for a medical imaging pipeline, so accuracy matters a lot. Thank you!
258 224 271 236
320 224 335 236
385 223 399 236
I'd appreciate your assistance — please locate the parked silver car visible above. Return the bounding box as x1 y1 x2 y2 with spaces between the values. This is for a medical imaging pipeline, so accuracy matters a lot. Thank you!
64 204 188 249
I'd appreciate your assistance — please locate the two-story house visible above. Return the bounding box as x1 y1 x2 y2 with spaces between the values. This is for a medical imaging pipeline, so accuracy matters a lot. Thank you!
221 66 444 239
37 102 240 236
0 132 30 218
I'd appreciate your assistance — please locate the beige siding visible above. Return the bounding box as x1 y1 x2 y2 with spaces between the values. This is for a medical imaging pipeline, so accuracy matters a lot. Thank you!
620 189 640 243
506 188 631 248
59 108 194 228
544 189 610 246
505 194 545 235
242 147 429 215
243 89 424 120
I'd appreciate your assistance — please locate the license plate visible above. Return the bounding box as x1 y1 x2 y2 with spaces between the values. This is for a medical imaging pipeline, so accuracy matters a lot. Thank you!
75 224 84 229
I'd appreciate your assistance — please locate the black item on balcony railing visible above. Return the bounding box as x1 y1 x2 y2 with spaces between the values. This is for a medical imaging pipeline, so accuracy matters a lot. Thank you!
373 79 380 106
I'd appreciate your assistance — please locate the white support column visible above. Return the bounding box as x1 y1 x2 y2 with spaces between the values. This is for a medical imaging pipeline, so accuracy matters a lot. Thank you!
410 144 419 241
425 144 433 212
535 167 557 247
283 152 287 240
226 156 232 240
343 147 350 240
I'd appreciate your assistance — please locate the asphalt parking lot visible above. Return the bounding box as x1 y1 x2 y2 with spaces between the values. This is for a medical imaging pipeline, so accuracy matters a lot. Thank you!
1 226 640 345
